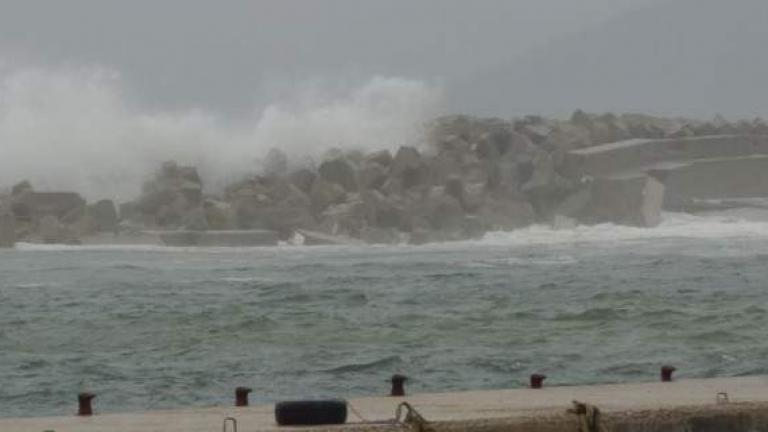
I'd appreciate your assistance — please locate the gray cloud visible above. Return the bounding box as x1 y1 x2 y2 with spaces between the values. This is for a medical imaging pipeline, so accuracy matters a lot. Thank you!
0 0 655 114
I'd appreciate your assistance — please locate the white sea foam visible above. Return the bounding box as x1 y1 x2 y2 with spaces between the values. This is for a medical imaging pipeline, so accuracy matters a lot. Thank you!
13 213 768 254
0 63 442 201
476 212 768 246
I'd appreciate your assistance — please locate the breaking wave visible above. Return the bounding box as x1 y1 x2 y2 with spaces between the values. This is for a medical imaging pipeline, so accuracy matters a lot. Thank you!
0 62 442 201
475 212 768 247
12 212 768 254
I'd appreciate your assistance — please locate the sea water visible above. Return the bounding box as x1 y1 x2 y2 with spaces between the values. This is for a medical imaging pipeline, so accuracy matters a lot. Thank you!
2 213 768 417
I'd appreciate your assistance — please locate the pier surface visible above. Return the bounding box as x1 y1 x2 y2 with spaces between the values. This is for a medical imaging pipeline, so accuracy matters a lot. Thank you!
3 376 768 431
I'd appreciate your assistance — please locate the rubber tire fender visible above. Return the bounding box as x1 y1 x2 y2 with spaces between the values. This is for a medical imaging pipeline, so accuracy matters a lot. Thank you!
274 400 348 426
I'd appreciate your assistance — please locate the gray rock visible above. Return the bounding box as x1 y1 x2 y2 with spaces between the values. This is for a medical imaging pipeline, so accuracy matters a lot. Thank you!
290 168 317 193
358 161 389 191
319 157 358 192
138 161 204 222
203 200 236 230
263 148 289 177
87 199 118 232
366 149 393 167
391 146 428 189
319 200 366 237
422 189 465 232
309 179 347 213
11 180 33 197
362 190 410 230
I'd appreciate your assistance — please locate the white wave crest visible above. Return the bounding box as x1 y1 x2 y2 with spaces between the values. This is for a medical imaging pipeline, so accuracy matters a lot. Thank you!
0 63 442 201
476 212 768 247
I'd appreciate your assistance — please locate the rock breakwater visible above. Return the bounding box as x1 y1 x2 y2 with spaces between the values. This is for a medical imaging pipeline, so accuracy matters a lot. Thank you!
3 112 768 247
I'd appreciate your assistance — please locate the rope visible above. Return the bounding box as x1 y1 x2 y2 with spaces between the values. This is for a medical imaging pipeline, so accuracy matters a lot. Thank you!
345 401 435 431
347 403 371 423
569 400 606 432
395 402 435 432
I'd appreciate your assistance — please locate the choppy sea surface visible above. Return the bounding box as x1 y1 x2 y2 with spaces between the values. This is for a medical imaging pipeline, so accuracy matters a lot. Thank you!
2 212 768 418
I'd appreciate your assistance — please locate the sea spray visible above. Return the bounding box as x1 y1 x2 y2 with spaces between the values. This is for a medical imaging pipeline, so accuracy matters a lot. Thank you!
0 63 443 201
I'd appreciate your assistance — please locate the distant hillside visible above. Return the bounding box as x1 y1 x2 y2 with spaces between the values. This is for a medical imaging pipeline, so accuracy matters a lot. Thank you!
450 0 768 119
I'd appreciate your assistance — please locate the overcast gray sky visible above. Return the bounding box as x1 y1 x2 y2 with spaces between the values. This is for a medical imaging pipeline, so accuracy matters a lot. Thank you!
5 0 768 198
0 0 658 115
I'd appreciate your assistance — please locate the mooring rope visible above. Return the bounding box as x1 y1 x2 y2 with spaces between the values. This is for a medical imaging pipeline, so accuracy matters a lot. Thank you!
344 401 435 431
569 400 606 432
395 402 435 432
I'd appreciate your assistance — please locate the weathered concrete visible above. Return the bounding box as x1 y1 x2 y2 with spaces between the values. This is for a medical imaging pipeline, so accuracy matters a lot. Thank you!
158 230 279 247
296 229 364 246
12 191 86 222
556 175 665 227
564 135 768 178
650 155 768 211
2 376 768 432
0 210 15 247
585 175 665 227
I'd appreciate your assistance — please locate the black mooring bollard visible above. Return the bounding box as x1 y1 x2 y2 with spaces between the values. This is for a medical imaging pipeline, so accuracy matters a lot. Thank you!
530 374 547 389
235 386 252 407
390 374 407 397
77 392 95 416
661 366 676 382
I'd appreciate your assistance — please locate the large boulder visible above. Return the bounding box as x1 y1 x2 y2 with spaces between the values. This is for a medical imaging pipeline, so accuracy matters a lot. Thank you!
11 180 33 197
366 149 393 167
87 200 118 233
290 168 317 193
309 179 347 214
318 157 358 192
358 161 389 191
234 198 315 240
391 146 428 189
318 200 366 237
262 148 289 177
417 187 465 233
203 200 236 230
361 190 410 231
137 161 204 226
521 153 576 218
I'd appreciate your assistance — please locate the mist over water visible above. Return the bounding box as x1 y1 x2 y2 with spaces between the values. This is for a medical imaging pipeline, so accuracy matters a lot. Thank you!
0 63 442 201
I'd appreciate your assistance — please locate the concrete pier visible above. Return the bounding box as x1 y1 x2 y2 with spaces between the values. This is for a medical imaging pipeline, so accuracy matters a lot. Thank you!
2 376 768 431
